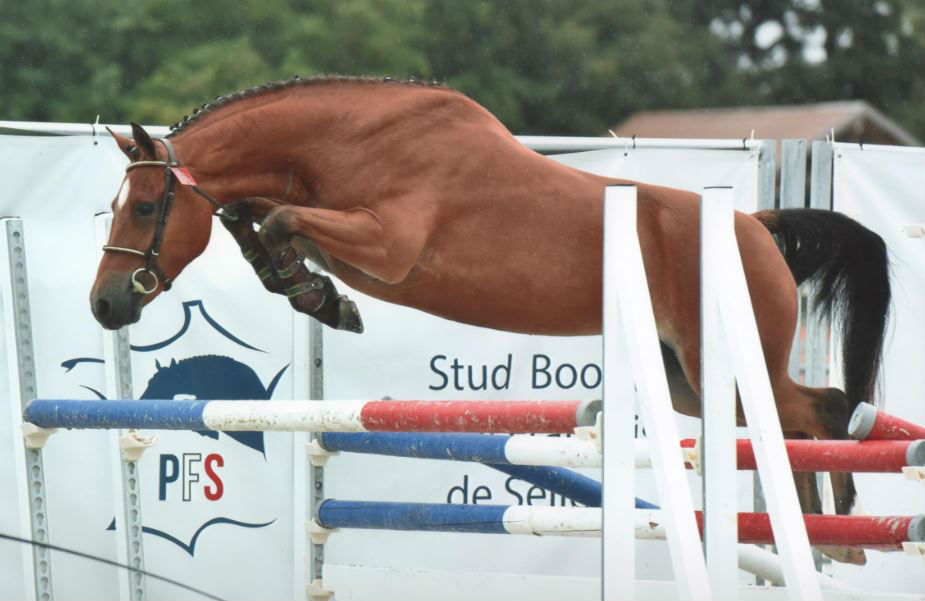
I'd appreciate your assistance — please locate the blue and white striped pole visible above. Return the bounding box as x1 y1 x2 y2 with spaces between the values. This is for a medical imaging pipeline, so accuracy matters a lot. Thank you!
320 432 657 509
317 501 653 536
319 431 600 467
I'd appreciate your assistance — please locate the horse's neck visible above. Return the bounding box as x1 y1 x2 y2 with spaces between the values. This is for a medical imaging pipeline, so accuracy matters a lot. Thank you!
172 86 501 206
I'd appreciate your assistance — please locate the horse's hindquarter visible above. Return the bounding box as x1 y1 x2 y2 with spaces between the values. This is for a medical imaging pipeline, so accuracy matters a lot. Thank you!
320 140 793 370
337 145 693 337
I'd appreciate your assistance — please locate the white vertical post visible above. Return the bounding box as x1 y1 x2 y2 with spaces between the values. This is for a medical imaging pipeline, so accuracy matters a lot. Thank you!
806 141 834 388
780 140 807 384
603 186 711 601
710 199 823 601
306 267 326 593
292 312 311 597
602 185 637 601
701 187 739 600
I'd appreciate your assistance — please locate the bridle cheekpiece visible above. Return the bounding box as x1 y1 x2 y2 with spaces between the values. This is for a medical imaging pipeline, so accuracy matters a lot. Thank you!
102 137 235 295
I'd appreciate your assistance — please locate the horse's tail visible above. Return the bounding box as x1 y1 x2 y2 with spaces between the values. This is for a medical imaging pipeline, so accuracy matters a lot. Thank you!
754 208 891 407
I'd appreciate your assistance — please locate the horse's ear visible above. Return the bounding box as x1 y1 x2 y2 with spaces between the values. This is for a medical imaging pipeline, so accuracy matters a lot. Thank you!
130 122 158 159
107 127 138 161
170 358 177 367
155 359 162 370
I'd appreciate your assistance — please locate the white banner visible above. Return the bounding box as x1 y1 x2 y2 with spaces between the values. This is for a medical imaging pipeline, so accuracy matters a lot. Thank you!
831 143 925 594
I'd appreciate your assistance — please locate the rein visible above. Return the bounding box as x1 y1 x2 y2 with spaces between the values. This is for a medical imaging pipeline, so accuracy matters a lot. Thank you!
102 138 236 295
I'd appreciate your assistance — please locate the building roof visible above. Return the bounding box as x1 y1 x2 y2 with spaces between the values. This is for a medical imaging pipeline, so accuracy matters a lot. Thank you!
612 101 920 146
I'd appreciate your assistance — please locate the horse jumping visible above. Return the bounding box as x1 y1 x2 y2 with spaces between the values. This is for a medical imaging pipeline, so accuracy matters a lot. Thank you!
89 76 891 564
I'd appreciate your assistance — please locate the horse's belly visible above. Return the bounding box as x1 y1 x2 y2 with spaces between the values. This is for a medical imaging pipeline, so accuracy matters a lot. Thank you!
355 265 606 336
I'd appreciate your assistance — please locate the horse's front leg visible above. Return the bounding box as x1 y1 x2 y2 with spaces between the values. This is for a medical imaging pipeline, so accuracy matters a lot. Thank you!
221 197 287 293
224 199 363 333
258 205 382 333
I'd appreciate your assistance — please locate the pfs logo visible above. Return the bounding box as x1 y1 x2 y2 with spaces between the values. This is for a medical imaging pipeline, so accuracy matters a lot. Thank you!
66 300 285 556
159 453 225 501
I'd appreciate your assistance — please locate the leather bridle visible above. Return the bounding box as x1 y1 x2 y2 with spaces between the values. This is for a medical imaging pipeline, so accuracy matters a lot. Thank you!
102 137 235 294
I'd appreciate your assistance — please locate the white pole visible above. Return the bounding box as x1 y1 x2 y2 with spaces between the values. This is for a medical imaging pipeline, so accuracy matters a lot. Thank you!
602 185 638 600
603 186 711 601
518 135 762 153
701 187 739 600
736 545 859 592
714 200 823 600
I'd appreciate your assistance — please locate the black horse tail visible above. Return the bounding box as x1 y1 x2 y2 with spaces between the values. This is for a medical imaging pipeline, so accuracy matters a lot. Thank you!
755 208 891 408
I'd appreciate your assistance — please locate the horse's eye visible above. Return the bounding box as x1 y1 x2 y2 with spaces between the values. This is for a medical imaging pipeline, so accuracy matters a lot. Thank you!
134 202 156 217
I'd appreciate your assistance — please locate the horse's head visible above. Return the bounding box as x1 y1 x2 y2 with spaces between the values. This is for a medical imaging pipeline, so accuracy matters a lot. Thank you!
91 123 215 329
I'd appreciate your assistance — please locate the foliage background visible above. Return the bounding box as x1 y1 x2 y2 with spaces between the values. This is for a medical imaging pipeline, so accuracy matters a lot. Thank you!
1 0 922 138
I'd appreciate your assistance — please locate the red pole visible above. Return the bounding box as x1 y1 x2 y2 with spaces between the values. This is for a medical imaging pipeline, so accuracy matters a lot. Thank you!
734 439 924 473
693 512 923 549
359 400 587 433
849 402 925 441
679 438 924 473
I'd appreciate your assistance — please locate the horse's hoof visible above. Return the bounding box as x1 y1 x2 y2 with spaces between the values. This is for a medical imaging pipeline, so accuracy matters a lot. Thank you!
336 296 364 333
817 545 866 565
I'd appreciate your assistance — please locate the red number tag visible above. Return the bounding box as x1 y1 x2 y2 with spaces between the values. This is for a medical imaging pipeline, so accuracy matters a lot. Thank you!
170 166 198 186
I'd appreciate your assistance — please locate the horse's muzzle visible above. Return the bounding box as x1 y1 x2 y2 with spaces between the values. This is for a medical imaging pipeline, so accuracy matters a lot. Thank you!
90 276 143 330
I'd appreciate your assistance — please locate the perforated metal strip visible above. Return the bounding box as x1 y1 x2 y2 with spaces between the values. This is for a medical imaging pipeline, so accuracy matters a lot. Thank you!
113 327 147 601
7 220 54 601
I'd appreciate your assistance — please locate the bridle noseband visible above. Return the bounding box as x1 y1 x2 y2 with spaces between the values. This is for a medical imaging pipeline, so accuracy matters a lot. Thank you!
102 137 234 295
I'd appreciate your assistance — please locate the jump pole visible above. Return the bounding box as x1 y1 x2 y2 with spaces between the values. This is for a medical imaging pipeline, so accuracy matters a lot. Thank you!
314 500 925 550
850 402 925 441
318 431 925 473
23 399 599 434
309 500 858 593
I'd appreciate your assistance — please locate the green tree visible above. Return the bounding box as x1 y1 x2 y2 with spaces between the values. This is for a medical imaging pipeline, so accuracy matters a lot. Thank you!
673 0 925 139
0 0 921 139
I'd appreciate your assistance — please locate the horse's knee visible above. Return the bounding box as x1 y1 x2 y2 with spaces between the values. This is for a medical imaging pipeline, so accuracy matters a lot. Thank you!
258 206 296 249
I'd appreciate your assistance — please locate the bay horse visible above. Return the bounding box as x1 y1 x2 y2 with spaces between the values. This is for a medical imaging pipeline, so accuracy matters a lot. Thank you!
90 76 890 564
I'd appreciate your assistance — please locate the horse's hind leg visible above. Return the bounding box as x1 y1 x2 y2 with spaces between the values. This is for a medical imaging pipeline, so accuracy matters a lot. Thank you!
659 341 703 418
776 381 866 565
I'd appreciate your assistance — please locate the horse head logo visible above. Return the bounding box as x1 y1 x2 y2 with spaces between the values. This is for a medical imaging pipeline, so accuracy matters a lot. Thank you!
141 354 288 456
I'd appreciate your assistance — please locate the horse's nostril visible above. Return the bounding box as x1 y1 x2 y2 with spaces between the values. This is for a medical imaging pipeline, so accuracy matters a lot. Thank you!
95 298 111 319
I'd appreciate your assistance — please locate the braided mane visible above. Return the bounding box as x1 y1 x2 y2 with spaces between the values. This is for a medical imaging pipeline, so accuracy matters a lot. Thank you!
166 75 449 138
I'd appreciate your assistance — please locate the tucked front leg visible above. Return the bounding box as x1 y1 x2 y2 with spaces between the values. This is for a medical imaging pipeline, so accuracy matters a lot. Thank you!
225 199 363 333
221 197 287 293
258 205 387 333
258 204 424 284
